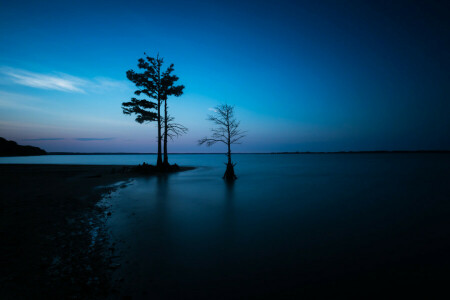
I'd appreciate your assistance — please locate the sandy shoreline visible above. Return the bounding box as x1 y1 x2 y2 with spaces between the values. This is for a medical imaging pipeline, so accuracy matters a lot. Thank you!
0 164 192 298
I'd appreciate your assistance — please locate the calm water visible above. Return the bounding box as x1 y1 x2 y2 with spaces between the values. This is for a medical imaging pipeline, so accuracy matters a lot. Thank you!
3 154 450 297
100 153 449 298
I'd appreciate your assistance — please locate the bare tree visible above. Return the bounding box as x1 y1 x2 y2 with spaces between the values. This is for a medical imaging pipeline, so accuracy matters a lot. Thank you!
198 104 245 180
162 115 188 141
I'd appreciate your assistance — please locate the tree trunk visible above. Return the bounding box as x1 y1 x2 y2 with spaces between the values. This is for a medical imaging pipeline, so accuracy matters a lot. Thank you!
156 64 162 168
223 162 237 181
156 99 162 168
227 141 231 165
224 141 237 180
163 99 169 168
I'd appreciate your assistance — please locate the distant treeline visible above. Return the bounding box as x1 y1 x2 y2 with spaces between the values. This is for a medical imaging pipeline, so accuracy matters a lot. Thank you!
46 150 450 155
0 137 47 156
270 150 450 154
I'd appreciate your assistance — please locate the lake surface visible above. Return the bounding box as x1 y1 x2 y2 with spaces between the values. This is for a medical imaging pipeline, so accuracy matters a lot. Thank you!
3 154 450 297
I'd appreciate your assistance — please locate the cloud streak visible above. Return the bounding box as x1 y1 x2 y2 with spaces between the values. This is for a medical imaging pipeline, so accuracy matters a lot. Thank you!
0 67 127 93
1 68 86 92
22 138 65 141
75 138 115 141
20 137 115 141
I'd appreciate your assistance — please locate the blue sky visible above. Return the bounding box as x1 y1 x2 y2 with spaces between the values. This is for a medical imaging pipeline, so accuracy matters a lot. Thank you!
0 0 449 152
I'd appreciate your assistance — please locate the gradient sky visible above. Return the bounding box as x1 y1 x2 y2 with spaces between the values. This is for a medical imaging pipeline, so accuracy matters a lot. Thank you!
0 0 449 152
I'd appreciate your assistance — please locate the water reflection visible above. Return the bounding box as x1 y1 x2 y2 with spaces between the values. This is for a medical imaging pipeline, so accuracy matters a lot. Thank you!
223 180 235 249
105 154 450 298
153 174 171 277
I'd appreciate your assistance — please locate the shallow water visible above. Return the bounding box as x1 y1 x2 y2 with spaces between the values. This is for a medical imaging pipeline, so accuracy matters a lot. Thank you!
88 153 450 298
2 153 449 296
0 153 234 166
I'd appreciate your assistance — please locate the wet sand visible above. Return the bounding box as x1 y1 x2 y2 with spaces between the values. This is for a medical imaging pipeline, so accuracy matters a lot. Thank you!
0 164 191 298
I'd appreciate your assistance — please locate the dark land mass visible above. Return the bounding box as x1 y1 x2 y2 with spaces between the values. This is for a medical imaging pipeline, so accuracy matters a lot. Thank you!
0 164 193 299
0 137 46 156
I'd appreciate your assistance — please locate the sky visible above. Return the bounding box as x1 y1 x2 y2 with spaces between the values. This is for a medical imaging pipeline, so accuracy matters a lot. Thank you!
0 0 449 152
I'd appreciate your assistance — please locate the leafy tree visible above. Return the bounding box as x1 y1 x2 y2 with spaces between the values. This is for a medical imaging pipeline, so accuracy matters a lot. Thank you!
198 104 245 180
122 98 157 124
122 53 184 168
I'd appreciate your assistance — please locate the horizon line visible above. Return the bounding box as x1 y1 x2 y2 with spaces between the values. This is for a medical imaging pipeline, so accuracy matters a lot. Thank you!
46 150 450 155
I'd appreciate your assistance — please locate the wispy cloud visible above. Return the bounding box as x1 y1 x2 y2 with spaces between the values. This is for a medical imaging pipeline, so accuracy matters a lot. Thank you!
1 67 86 92
19 137 115 142
91 77 128 92
22 138 65 141
0 67 127 93
75 137 115 141
208 107 217 112
0 91 48 112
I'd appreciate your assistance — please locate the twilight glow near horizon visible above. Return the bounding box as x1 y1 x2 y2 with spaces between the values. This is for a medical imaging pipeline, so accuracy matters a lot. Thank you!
0 0 449 153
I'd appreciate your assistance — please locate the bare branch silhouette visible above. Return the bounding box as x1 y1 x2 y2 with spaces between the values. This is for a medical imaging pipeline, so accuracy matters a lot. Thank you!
198 104 246 180
162 115 188 141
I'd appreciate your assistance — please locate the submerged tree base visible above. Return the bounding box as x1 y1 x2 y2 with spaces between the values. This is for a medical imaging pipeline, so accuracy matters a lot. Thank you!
223 162 237 181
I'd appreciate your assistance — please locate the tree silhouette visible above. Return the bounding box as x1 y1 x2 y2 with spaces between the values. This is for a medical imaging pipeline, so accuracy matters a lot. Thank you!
199 104 245 180
162 115 188 141
122 53 184 169
161 63 184 168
